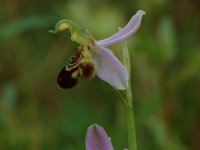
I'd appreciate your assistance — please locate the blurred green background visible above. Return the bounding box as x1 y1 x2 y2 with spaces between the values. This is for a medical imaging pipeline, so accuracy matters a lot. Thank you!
0 0 200 149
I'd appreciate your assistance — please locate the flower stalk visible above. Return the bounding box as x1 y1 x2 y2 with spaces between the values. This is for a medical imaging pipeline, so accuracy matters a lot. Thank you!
120 41 137 150
124 91 137 150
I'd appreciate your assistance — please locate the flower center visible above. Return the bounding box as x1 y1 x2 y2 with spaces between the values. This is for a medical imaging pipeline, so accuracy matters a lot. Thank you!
57 42 97 89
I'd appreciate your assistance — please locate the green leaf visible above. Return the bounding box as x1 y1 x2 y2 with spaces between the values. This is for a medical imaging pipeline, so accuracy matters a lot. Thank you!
49 19 88 45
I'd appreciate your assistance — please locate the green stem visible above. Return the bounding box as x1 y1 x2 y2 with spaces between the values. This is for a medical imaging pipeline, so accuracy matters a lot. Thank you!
119 86 137 150
119 39 137 150
119 88 137 150
123 83 137 150
125 103 137 150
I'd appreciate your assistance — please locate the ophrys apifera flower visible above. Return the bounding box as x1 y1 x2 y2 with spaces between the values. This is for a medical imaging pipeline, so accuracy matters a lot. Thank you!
50 10 145 90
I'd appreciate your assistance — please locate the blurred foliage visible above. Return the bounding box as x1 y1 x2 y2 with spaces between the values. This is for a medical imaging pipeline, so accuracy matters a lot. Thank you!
0 0 200 149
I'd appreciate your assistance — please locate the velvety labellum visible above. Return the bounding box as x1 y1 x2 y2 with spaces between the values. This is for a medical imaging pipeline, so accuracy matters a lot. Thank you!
57 50 96 89
57 66 78 89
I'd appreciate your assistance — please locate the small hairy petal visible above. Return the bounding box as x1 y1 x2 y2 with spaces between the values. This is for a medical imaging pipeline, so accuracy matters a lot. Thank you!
96 10 145 47
93 46 128 90
86 124 113 150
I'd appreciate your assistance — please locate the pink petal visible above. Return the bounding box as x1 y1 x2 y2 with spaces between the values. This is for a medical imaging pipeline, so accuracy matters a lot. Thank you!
96 10 145 47
86 124 114 150
93 46 128 90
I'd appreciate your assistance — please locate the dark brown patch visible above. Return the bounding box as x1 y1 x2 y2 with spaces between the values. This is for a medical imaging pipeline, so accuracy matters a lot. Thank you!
57 66 78 89
69 50 82 66
79 62 96 79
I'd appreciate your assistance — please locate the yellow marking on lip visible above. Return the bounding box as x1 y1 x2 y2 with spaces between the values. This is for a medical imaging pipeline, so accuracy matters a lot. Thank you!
71 69 80 79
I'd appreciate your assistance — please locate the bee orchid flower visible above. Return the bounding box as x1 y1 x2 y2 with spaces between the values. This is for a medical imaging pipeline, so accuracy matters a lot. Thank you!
50 10 145 90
